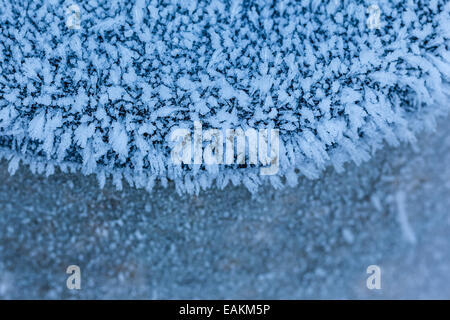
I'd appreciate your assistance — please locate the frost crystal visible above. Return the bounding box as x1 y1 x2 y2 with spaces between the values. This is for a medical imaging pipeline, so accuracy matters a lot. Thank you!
0 0 449 194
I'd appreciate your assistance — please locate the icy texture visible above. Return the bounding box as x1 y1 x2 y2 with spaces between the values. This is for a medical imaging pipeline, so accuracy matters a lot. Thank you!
0 113 449 299
0 0 449 194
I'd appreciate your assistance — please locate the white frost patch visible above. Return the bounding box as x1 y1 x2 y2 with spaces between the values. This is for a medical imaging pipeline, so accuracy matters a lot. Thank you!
395 190 417 245
110 122 129 158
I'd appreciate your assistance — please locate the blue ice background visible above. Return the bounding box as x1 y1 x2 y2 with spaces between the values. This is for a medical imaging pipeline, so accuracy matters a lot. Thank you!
0 114 449 299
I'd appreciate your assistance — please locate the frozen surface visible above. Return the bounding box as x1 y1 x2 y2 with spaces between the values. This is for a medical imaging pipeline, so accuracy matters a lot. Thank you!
1 0 450 299
1 0 449 193
0 114 449 299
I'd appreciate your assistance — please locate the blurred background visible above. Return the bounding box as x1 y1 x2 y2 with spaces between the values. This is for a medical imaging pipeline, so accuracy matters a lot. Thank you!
0 114 449 299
